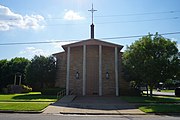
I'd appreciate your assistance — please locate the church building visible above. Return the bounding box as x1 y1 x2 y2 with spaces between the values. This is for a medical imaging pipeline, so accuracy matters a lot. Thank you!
53 6 129 96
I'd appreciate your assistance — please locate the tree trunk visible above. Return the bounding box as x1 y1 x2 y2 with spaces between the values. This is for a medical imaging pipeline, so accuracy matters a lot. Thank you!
146 85 149 96
149 86 153 97
40 82 44 89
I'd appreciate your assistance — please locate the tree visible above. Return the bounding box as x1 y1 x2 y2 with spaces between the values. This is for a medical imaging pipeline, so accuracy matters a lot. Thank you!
122 33 180 97
25 55 56 90
0 59 8 89
0 58 30 90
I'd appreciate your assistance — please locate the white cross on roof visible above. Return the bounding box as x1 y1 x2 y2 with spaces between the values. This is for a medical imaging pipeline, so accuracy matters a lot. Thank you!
88 4 97 24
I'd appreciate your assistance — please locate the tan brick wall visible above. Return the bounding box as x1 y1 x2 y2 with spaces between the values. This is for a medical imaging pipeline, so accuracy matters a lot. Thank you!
86 45 99 95
102 46 116 95
54 52 66 88
119 52 129 95
54 45 128 96
69 46 83 95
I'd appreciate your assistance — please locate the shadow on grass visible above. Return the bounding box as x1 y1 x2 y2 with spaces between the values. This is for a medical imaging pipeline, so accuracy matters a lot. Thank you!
12 94 57 100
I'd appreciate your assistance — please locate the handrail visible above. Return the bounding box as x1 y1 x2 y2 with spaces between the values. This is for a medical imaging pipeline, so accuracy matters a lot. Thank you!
69 89 74 95
57 89 66 99
56 89 74 99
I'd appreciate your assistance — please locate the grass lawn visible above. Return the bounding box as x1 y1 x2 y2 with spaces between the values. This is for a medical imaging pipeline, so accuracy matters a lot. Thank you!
121 95 180 103
0 92 57 102
0 102 51 111
122 95 180 113
159 89 174 93
139 105 180 113
0 92 57 111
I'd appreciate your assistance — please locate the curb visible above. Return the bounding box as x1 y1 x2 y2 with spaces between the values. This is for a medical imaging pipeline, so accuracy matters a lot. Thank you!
1 110 179 116
60 112 147 115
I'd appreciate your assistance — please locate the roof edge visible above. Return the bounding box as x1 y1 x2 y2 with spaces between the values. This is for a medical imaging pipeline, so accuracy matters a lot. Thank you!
62 38 123 50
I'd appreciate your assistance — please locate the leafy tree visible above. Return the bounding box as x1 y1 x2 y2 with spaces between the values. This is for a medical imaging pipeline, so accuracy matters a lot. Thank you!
0 59 8 89
122 33 179 97
25 55 56 90
0 58 30 89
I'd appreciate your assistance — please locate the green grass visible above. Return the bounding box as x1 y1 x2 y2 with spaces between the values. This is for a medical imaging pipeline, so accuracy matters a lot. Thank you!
0 102 51 111
122 95 180 113
0 92 58 111
160 89 174 93
139 105 180 113
121 96 180 103
0 92 57 102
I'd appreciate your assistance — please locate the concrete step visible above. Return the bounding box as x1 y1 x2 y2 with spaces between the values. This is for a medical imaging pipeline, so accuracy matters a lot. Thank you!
56 95 76 104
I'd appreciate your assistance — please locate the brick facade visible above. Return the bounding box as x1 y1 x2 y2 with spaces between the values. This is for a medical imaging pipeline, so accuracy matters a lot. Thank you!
102 46 116 95
54 52 66 88
53 39 129 96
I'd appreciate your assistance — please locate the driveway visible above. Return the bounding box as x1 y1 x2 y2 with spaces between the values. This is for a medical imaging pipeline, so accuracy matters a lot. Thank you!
43 96 145 115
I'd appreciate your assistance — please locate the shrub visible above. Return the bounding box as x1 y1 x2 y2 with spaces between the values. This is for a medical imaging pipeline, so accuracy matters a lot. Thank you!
5 84 32 93
175 87 180 97
21 84 32 93
41 88 65 95
128 88 142 96
7 84 23 93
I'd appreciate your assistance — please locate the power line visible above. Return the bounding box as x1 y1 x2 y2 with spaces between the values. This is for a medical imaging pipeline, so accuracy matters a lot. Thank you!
0 40 78 46
29 16 179 27
0 31 180 46
45 10 180 20
100 32 180 40
46 10 179 20
96 17 179 24
95 10 180 18
1 10 180 21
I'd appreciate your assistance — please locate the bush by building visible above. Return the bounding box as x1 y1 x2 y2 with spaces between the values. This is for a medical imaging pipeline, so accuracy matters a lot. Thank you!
3 84 32 94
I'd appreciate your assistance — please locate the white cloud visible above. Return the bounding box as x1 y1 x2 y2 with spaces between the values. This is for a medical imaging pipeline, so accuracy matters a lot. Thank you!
0 5 44 31
171 38 180 51
177 44 180 51
19 47 49 58
64 10 85 20
171 38 177 41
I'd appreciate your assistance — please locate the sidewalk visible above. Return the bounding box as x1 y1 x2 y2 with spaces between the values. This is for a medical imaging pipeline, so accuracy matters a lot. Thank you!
43 96 145 115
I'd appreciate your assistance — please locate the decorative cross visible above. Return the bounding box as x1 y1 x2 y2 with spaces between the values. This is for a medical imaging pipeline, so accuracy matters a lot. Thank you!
88 4 97 24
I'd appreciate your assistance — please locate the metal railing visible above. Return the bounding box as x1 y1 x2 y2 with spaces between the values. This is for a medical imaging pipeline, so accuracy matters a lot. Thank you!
69 89 74 95
57 89 66 99
56 89 74 99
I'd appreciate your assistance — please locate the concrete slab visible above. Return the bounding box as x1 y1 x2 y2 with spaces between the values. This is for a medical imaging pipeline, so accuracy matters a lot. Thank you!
56 95 76 104
43 96 146 115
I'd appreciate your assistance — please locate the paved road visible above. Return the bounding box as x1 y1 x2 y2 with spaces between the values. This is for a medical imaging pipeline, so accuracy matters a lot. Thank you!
153 91 175 96
0 113 180 120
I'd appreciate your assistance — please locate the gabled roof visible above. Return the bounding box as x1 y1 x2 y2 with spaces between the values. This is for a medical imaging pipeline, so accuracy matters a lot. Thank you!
62 38 123 51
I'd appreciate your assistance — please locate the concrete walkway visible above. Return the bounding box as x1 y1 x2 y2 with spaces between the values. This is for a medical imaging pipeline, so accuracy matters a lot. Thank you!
43 96 145 115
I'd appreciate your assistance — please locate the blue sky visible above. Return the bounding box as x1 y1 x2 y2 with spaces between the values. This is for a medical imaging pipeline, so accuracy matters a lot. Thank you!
0 0 180 60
